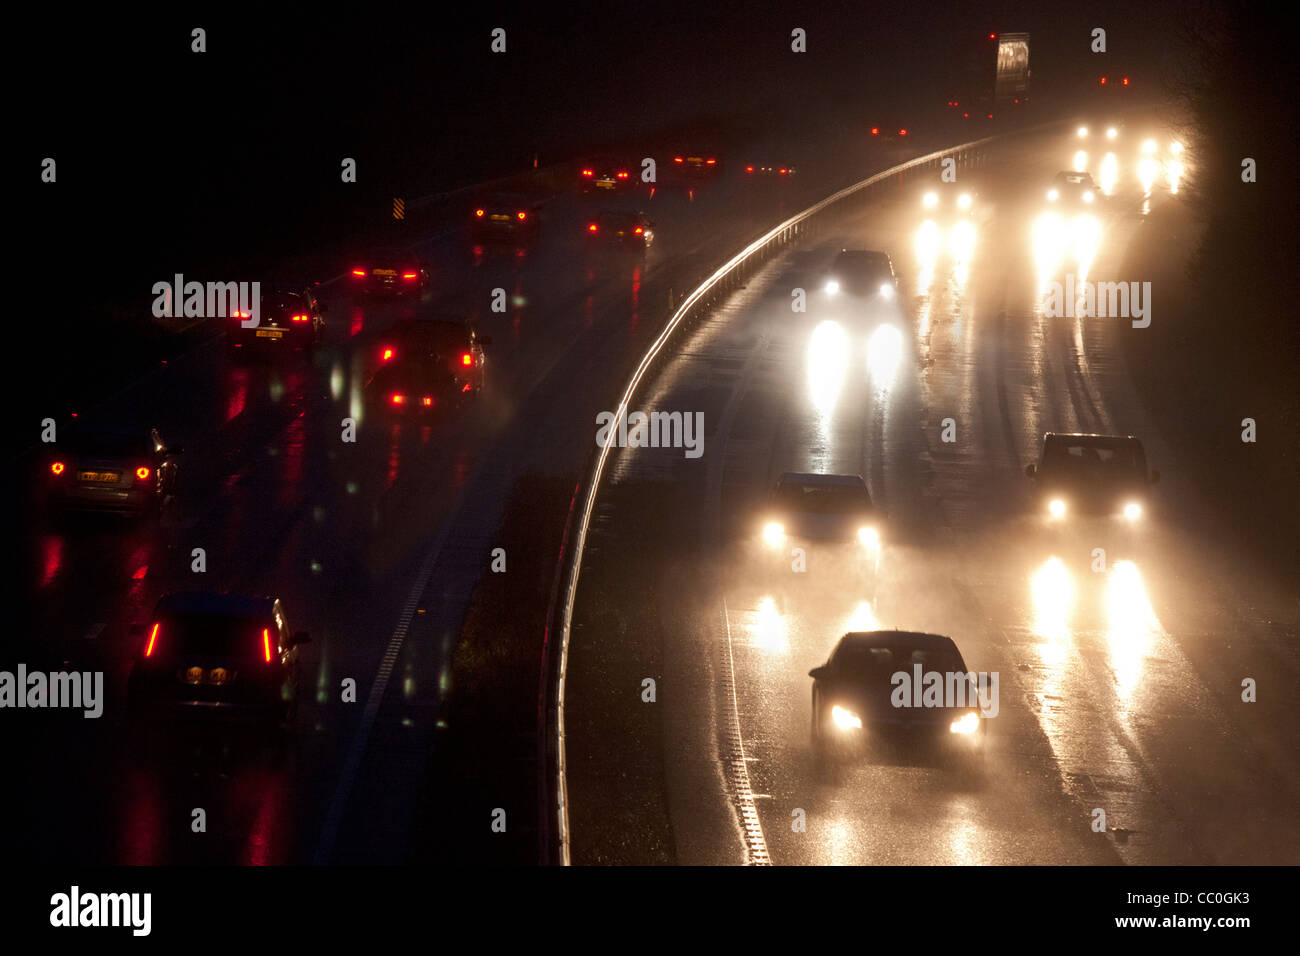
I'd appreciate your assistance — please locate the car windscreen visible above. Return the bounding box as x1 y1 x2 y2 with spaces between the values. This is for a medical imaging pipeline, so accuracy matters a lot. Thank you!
832 255 889 281
1043 441 1144 476
834 643 966 684
159 613 265 660
774 482 872 514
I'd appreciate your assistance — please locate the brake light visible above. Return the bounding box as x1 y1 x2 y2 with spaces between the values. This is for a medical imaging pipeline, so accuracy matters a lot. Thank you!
588 222 598 232
351 268 366 277
421 396 433 407
381 347 395 361
516 210 527 220
706 158 716 165
746 165 754 172
233 310 250 319
391 394 406 405
581 169 593 177
1100 76 1107 85
871 127 880 135
262 628 272 663
51 461 65 475
779 168 788 174
291 313 308 322
1122 77 1129 86
402 272 417 279
617 171 629 178
634 226 643 234
461 352 473 366
135 466 151 480
674 157 683 163
898 128 907 136
144 622 160 657
475 208 485 217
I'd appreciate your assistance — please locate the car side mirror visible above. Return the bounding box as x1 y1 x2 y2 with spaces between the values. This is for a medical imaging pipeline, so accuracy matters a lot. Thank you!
808 665 830 681
1149 470 1160 485
291 631 311 647
1024 463 1037 479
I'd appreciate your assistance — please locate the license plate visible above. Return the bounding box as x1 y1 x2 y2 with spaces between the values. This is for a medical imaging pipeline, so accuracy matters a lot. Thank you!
596 180 615 188
490 214 509 221
687 157 702 163
256 329 283 339
79 471 119 483
373 269 397 276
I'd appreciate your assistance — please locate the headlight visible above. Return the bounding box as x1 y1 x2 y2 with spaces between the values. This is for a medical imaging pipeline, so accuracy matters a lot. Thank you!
1047 188 1059 201
1106 127 1118 140
1123 502 1142 521
1082 190 1095 203
831 705 862 731
1077 126 1088 138
923 191 939 209
1141 138 1157 154
1170 141 1183 155
878 283 894 299
1048 499 1066 519
857 526 880 549
957 193 972 210
762 521 786 548
949 711 981 735
825 279 840 295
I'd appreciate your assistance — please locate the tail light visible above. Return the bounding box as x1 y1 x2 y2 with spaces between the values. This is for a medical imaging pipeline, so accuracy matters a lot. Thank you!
461 352 473 366
402 272 417 280
633 226 643 234
51 461 65 476
588 222 598 232
351 268 367 277
1122 77 1129 86
871 127 880 135
516 210 527 220
617 171 629 179
262 628 273 663
421 396 433 407
391 393 406 405
135 466 151 480
706 158 716 165
779 168 788 175
898 128 907 136
233 310 251 320
475 208 485 217
144 622 160 657
746 165 754 172
381 346 395 362
461 382 473 393
1099 76 1107 85
581 169 593 177
674 156 683 163
291 314 309 322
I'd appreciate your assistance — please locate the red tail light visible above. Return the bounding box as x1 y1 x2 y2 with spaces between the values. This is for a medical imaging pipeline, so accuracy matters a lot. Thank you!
144 622 160 657
617 171 629 179
475 208 485 217
581 169 594 177
262 628 272 663
1100 76 1107 85
135 466 151 480
746 165 754 172
674 156 683 163
291 313 308 322
381 347 395 362
421 396 433 407
402 272 417 280
351 268 366 277
898 128 907 136
461 352 473 366
706 158 716 165
634 227 643 234
233 310 251 319
391 394 406 405
1122 77 1129 86
516 210 527 220
588 222 598 232
871 127 880 135
51 461 65 475
779 168 788 174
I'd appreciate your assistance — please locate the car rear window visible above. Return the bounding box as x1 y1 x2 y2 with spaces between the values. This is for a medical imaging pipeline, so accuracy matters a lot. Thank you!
68 432 152 459
160 613 267 660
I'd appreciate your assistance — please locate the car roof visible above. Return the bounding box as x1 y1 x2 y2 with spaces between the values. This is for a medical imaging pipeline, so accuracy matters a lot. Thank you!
836 630 959 651
155 591 276 619
776 472 867 487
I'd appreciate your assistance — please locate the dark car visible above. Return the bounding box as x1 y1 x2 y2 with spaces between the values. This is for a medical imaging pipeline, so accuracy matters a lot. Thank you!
1025 432 1159 522
127 591 309 728
349 251 429 295
227 285 325 355
671 152 721 177
1046 170 1099 209
743 163 797 180
809 631 986 768
581 156 637 194
46 423 181 517
823 249 899 302
584 210 654 248
369 318 488 411
470 192 541 243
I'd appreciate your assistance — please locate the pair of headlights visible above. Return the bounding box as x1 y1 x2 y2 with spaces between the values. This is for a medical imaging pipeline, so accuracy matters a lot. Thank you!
823 280 894 298
762 522 879 549
1047 499 1142 521
830 704 981 735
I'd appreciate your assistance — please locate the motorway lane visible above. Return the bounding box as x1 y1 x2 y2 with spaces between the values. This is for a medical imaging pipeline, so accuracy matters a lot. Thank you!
8 155 864 864
567 126 1300 864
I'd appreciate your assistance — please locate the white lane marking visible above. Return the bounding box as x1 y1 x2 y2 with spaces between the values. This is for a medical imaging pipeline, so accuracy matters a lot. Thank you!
722 597 771 865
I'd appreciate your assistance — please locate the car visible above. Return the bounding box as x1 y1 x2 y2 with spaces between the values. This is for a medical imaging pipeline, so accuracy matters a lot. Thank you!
45 422 181 517
348 250 429 295
227 285 325 354
671 152 721 177
869 125 912 143
1024 432 1159 522
743 163 797 180
919 187 977 221
127 591 309 728
470 192 541 243
580 156 637 194
808 630 986 768
584 210 654 248
370 318 488 411
823 249 899 302
1045 170 1100 209
758 473 881 598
